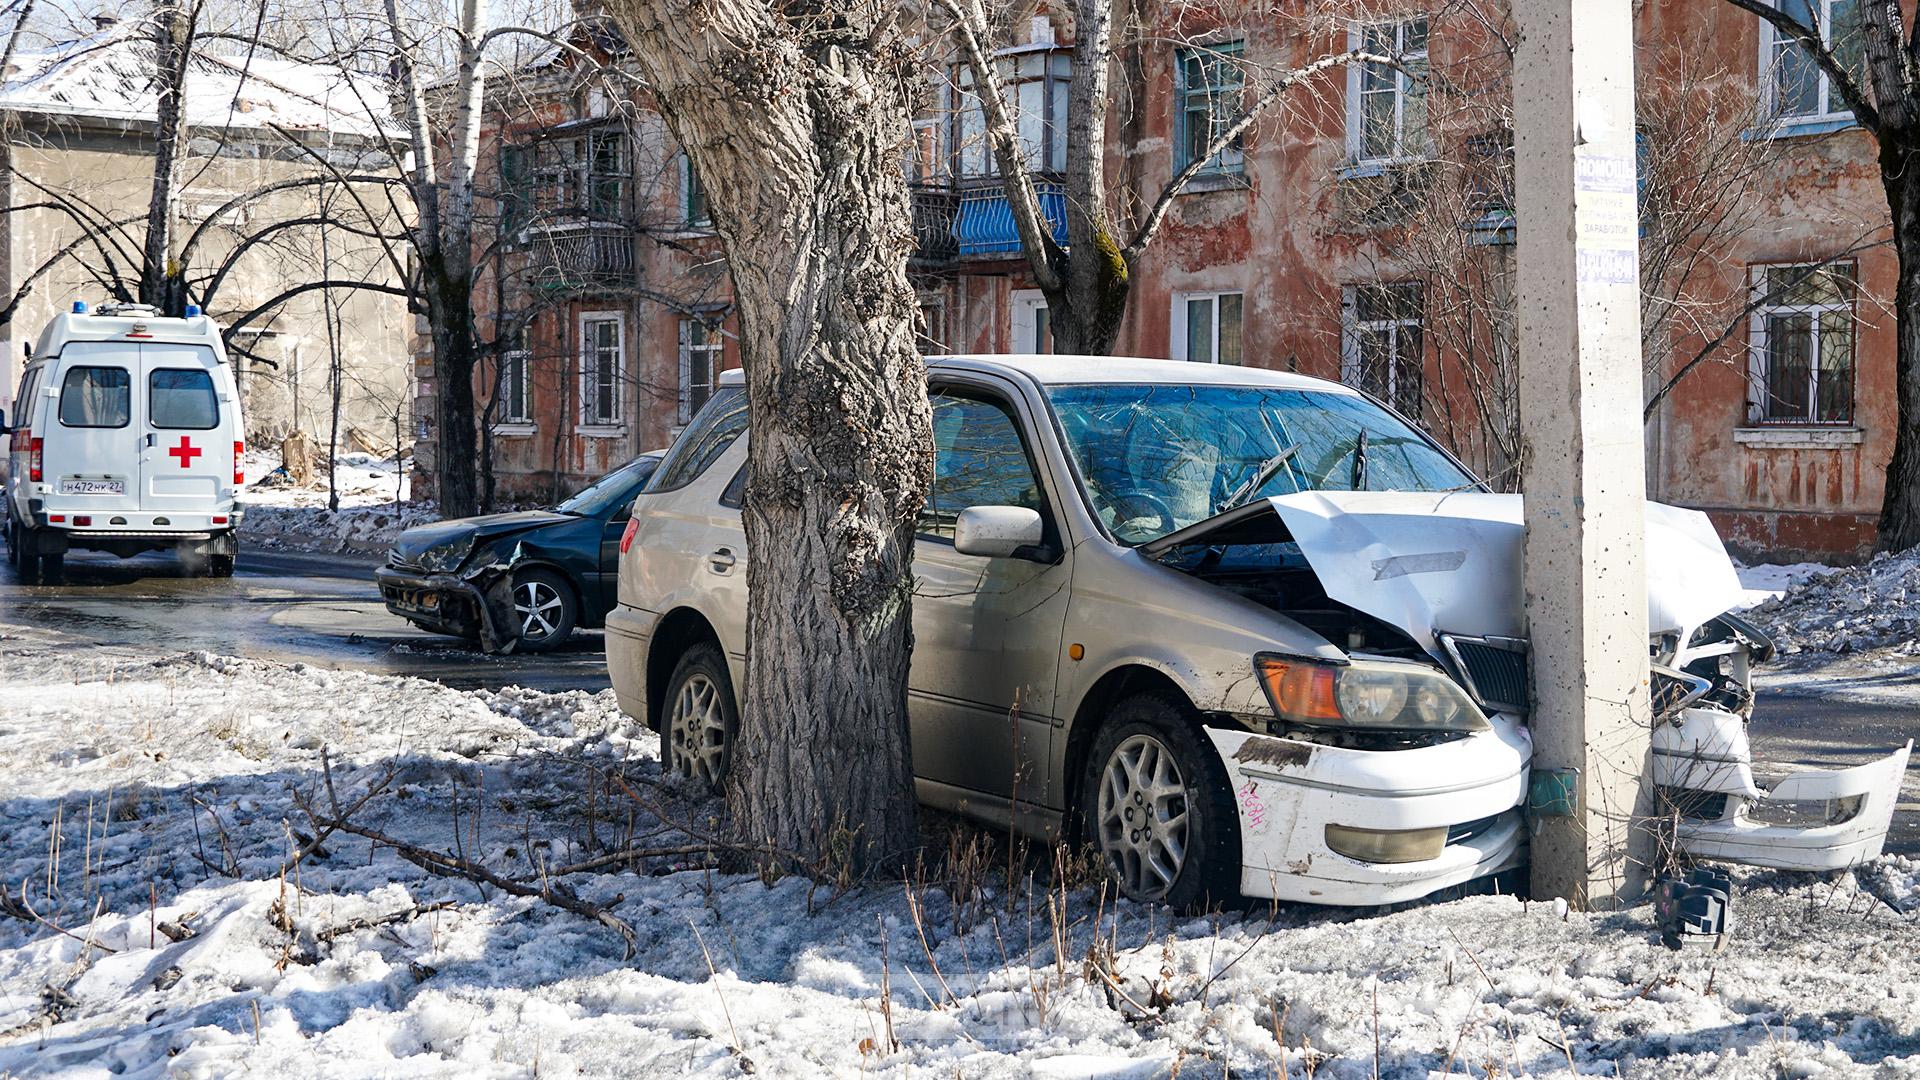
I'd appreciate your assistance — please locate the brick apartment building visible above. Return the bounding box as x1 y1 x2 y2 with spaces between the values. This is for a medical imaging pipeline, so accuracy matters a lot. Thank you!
426 3 1893 560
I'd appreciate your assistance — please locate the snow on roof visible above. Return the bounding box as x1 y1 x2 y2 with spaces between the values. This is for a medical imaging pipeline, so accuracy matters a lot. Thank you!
0 26 402 140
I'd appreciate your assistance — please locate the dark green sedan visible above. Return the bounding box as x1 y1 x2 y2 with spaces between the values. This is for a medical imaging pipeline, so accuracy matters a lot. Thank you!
375 452 663 652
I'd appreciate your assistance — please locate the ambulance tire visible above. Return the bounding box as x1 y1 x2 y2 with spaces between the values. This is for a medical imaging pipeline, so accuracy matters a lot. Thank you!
209 553 235 578
36 551 63 585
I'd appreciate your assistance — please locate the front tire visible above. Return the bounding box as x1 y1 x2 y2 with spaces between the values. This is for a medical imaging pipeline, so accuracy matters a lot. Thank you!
663 642 737 789
1082 693 1241 910
510 567 576 652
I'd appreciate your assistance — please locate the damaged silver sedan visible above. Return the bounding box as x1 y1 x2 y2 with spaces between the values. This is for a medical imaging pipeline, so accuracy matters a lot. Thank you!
607 356 1909 907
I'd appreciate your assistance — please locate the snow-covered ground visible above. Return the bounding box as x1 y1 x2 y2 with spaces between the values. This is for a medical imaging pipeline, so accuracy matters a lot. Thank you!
1733 561 1838 610
2 624 1916 1078
238 452 435 556
1742 548 1920 659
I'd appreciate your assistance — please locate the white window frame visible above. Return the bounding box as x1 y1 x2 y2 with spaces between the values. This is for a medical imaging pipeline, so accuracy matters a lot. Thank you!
678 315 724 425
1340 282 1424 415
1344 18 1430 166
1010 289 1051 353
1169 290 1243 364
1759 0 1860 126
496 333 533 430
578 312 625 435
1745 261 1857 426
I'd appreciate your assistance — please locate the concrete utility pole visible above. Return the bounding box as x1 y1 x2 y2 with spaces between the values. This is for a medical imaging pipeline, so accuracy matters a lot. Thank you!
1513 0 1654 908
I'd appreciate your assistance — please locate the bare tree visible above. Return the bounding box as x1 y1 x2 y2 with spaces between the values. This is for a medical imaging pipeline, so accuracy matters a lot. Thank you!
1717 0 1920 551
601 0 933 874
928 0 1392 354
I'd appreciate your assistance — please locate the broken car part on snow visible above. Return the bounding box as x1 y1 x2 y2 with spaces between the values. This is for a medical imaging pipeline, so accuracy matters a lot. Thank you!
607 357 1909 908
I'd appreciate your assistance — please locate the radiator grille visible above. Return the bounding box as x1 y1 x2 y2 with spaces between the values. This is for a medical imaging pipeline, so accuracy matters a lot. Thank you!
1442 636 1530 714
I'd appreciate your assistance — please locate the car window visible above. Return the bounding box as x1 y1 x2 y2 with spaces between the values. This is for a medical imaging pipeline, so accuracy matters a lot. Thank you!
149 369 218 429
59 366 131 428
651 386 747 491
556 455 662 517
921 392 1042 540
1045 383 1477 545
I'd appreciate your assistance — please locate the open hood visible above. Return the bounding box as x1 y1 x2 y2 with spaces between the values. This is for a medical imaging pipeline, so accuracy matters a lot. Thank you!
1147 490 1746 653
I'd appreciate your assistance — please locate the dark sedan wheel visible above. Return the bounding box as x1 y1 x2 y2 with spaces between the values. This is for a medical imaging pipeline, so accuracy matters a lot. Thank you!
1082 693 1240 910
511 568 576 651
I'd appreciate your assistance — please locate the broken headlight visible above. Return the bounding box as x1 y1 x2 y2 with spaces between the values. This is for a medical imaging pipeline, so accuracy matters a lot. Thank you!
415 534 476 574
1253 653 1490 733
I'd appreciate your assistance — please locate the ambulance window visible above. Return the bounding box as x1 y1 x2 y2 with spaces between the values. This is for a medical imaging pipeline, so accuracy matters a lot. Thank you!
58 366 131 428
150 369 218 429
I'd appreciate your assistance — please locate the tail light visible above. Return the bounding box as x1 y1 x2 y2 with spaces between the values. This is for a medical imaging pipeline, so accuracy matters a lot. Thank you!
28 436 42 483
619 516 640 554
73 515 91 527
234 440 245 486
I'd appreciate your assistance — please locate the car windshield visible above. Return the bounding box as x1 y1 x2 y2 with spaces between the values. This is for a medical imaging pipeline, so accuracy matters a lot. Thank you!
1045 383 1478 545
555 456 661 517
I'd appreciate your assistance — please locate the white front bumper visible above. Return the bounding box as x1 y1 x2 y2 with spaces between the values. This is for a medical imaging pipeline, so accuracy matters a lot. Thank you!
1654 706 1912 871
1207 718 1531 905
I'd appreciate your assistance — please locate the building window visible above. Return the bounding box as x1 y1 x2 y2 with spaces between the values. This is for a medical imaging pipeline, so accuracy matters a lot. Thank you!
681 154 709 227
1748 263 1856 425
1010 289 1051 353
1173 292 1243 364
1347 18 1429 164
498 326 531 424
580 314 623 428
500 145 530 235
950 48 1072 179
1342 283 1424 417
679 316 723 425
1175 42 1246 176
532 129 630 220
1763 0 1867 123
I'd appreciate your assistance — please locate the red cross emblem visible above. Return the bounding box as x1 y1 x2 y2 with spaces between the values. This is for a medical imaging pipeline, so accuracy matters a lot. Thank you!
168 436 201 468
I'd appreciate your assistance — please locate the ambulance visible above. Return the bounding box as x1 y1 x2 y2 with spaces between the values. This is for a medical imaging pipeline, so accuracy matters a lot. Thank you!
1 302 245 582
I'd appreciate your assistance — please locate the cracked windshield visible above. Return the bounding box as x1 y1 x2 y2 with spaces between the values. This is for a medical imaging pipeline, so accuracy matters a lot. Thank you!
1045 384 1477 544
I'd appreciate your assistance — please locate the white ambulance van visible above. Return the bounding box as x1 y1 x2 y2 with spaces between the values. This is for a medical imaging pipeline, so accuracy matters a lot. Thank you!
1 302 244 583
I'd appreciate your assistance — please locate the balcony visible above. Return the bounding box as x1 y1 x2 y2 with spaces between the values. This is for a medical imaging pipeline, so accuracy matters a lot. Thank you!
954 181 1067 257
521 213 637 294
909 183 959 266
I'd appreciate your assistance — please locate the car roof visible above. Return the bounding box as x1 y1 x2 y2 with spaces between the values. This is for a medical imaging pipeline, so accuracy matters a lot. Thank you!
715 354 1356 393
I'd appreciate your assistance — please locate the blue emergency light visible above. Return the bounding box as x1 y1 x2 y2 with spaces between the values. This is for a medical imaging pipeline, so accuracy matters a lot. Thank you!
185 304 201 317
72 301 86 313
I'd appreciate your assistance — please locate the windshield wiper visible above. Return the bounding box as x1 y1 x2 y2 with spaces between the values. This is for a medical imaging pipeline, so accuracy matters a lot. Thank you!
1350 428 1369 491
1215 443 1300 515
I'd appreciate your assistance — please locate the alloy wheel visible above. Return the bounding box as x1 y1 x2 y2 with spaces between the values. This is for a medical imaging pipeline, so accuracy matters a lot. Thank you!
669 672 730 785
1095 733 1190 901
514 578 565 642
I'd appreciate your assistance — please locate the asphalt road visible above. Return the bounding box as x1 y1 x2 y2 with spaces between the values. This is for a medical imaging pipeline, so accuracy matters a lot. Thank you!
0 545 614 692
2 544 1913 854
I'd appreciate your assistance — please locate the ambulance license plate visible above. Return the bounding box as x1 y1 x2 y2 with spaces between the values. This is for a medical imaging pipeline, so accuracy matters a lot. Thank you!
58 479 124 495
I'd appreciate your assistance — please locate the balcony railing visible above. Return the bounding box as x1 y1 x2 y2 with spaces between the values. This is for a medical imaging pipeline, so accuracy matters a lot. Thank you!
522 214 637 294
908 180 1070 266
955 181 1067 257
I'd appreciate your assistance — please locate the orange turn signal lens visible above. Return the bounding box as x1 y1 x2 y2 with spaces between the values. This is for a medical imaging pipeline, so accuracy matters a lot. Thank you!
1254 655 1342 723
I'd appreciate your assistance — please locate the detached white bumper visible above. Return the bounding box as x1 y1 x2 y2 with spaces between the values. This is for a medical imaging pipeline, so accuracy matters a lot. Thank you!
1654 706 1912 872
1206 718 1531 905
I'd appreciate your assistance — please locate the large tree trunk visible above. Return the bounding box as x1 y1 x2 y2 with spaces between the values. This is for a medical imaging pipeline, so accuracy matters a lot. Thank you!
424 259 480 519
605 0 933 873
140 0 189 313
1046 0 1129 356
1877 136 1920 552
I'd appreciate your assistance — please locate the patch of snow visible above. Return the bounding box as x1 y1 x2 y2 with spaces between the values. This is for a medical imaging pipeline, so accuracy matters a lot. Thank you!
1734 561 1838 609
1745 548 1920 659
2 625 1918 1077
238 453 431 555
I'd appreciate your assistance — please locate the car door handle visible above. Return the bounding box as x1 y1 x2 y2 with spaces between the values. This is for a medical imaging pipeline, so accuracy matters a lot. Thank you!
145 433 156 448
708 547 737 573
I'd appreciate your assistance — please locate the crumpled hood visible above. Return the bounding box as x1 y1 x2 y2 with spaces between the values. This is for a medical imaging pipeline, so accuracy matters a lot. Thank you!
1142 490 1745 654
1259 491 1744 652
392 510 573 559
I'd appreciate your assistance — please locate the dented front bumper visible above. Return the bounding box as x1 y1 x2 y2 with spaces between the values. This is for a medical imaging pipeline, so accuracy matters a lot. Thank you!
1207 719 1531 905
1654 706 1912 872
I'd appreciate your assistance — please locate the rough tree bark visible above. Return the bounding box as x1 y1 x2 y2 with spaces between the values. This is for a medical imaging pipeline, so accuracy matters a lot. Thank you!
140 0 191 314
604 0 934 873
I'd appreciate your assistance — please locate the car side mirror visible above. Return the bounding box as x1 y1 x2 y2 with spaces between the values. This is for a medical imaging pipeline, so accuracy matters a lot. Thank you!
953 505 1044 559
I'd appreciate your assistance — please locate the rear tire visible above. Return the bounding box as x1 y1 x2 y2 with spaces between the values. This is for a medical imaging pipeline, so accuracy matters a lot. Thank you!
662 642 738 790
36 550 62 585
209 553 235 578
1081 693 1241 910
510 567 576 652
